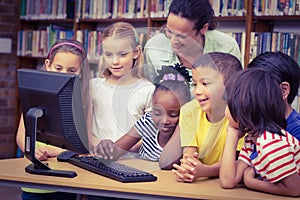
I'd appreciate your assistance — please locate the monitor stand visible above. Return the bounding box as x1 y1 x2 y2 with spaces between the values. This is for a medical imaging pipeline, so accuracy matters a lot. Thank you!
24 107 77 178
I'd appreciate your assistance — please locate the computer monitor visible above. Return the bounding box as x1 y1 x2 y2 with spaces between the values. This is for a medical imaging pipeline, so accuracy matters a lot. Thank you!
18 68 89 177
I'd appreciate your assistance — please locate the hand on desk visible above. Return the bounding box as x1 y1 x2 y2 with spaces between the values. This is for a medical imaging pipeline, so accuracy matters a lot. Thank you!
172 152 206 183
94 139 115 160
35 145 64 161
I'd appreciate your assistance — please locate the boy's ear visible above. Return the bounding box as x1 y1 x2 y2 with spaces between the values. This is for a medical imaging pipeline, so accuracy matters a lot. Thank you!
133 45 141 59
280 82 290 100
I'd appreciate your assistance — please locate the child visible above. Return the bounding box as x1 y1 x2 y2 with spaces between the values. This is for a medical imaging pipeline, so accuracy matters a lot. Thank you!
248 51 300 140
220 68 300 197
90 22 155 152
95 65 191 161
167 52 243 182
16 39 91 200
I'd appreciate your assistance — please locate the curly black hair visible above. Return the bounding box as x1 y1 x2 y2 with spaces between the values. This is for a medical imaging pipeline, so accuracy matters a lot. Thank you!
153 64 191 106
155 63 191 85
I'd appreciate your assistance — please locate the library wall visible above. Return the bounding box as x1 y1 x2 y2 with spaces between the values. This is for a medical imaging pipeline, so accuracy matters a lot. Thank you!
0 0 19 158
9 0 300 160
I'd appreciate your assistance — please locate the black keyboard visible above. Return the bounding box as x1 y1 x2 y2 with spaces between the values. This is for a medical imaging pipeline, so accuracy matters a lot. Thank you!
68 155 157 183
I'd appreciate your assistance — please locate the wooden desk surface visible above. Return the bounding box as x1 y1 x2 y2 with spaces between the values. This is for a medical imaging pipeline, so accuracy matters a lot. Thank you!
0 158 297 200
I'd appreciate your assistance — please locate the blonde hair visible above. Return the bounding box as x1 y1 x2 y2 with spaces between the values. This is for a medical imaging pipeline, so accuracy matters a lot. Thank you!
99 22 144 78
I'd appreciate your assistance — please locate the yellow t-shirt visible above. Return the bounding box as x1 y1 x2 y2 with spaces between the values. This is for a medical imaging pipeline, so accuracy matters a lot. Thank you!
179 99 243 165
22 142 55 193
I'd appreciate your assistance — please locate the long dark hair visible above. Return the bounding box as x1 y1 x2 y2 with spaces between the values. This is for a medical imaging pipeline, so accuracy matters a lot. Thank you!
192 52 242 86
225 68 287 136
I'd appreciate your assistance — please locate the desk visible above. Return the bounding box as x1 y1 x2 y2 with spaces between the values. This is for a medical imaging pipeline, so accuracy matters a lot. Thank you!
0 158 297 200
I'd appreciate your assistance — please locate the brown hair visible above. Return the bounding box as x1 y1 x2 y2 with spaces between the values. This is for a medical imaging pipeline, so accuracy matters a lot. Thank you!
192 52 242 85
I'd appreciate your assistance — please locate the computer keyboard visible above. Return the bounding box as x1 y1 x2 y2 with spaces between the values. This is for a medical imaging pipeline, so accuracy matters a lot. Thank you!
68 155 157 183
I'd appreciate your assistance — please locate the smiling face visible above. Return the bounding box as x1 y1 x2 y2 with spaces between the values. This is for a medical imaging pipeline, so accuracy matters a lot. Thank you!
192 67 226 122
102 37 139 82
165 13 204 57
152 89 181 138
45 52 81 75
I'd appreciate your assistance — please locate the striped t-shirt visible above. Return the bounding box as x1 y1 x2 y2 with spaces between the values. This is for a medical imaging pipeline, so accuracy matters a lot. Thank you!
239 130 300 183
134 112 163 161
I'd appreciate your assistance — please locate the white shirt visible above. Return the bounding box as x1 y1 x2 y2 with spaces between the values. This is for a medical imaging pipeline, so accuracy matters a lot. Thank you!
91 78 155 142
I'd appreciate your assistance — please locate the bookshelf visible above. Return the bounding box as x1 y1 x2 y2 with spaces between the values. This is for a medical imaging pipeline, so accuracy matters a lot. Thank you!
17 0 300 69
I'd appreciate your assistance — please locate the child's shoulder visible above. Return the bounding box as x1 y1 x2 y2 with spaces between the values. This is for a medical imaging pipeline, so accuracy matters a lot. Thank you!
181 99 199 111
90 77 105 85
139 112 153 122
288 109 300 121
133 78 155 90
258 130 299 146
90 77 107 90
137 78 154 85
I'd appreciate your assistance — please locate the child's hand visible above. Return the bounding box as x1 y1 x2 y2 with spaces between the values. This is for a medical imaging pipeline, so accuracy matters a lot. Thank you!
243 167 256 185
172 163 194 182
172 152 202 182
35 146 51 161
95 139 115 159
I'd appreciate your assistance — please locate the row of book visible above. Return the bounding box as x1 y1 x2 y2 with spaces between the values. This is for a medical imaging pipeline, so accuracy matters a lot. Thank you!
17 26 245 65
210 0 246 17
19 0 169 20
213 0 300 17
20 0 75 20
226 32 246 63
16 25 148 60
253 0 300 16
77 0 172 19
17 25 74 57
19 0 300 20
249 32 300 64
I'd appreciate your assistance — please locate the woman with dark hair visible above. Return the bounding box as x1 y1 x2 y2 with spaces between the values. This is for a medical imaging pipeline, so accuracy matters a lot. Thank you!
144 0 241 82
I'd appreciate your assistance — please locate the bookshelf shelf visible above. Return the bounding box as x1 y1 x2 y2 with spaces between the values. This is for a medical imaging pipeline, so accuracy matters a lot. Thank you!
78 18 149 23
253 15 300 21
215 16 246 21
20 19 74 24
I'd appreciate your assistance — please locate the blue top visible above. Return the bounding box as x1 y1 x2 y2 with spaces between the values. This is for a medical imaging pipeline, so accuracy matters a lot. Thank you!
286 109 300 140
134 112 163 161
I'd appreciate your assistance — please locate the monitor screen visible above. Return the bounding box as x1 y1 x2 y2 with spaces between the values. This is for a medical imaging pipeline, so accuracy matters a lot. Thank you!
18 68 89 177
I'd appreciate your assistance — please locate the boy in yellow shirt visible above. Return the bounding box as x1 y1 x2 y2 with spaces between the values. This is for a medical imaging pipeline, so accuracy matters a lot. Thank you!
160 52 243 182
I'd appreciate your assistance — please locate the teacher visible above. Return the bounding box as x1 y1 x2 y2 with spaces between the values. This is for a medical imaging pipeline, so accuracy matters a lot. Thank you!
144 0 242 82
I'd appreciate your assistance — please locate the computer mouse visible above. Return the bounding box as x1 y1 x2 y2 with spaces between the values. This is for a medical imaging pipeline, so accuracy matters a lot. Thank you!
57 150 78 162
